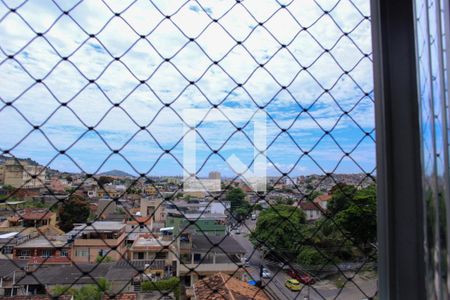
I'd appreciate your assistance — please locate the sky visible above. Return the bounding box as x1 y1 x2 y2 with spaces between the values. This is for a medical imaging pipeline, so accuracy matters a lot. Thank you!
0 0 375 178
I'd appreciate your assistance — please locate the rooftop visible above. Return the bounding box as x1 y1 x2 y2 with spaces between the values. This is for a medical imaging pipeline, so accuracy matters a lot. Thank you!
192 235 245 254
0 259 27 278
314 194 332 202
69 221 125 235
194 273 269 300
127 216 152 225
298 201 322 211
168 212 227 221
20 209 54 220
15 236 68 249
132 236 172 250
15 263 113 285
0 232 18 239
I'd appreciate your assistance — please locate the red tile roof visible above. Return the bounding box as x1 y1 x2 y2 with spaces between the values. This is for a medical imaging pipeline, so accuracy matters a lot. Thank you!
314 193 332 202
299 201 321 211
21 209 54 220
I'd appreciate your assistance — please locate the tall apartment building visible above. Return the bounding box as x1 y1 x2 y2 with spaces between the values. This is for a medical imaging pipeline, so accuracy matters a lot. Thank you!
208 171 221 180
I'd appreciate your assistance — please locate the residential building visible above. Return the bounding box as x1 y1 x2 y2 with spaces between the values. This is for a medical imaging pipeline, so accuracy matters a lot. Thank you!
1 259 142 297
0 229 40 260
68 221 126 264
128 232 177 280
208 172 221 180
178 234 246 287
96 186 122 199
313 193 332 210
9 262 114 296
1 160 46 189
0 259 27 297
166 177 181 185
165 201 230 216
1 160 23 188
166 212 227 236
0 232 20 259
144 185 157 196
298 201 323 221
47 178 68 193
295 174 374 194
20 209 57 228
13 236 71 265
96 199 118 220
140 198 165 223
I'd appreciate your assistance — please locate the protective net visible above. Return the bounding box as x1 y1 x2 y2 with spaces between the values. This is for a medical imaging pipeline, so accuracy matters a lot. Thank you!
0 0 376 299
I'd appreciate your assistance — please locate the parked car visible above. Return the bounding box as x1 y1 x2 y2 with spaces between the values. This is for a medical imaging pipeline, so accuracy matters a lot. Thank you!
251 213 257 220
262 267 271 279
285 278 302 291
287 269 316 285
240 256 250 267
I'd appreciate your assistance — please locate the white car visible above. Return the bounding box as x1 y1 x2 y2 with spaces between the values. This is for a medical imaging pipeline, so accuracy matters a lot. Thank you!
262 267 271 279
241 257 250 267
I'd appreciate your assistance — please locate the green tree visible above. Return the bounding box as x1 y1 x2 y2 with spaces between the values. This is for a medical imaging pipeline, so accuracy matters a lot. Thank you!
327 184 357 215
95 277 111 293
225 187 246 212
141 277 180 300
306 190 321 202
296 246 328 266
335 185 377 248
52 279 110 300
254 203 263 211
95 255 114 264
250 205 305 252
51 285 76 297
58 194 90 232
97 176 113 186
24 199 50 209
2 184 15 193
234 203 252 221
74 285 102 300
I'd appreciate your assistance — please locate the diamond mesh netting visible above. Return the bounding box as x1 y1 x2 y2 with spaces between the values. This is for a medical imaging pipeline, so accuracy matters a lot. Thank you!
0 0 376 299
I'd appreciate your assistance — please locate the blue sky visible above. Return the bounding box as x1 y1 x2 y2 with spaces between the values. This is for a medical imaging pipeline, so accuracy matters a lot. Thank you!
0 0 375 177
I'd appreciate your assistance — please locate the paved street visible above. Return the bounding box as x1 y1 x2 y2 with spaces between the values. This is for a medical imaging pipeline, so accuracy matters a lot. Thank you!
231 219 377 300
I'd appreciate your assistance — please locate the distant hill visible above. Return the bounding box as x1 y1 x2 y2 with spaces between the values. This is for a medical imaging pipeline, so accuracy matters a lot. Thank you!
0 154 39 166
98 170 135 178
0 154 71 174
